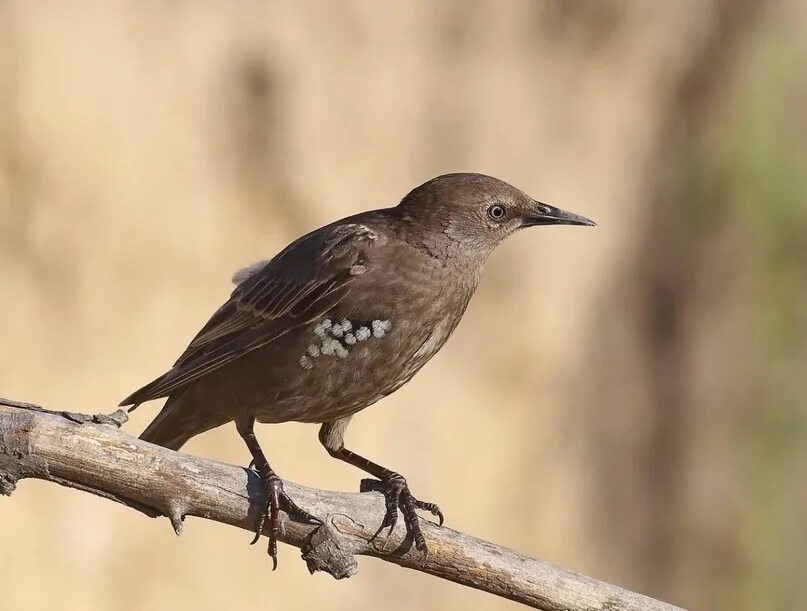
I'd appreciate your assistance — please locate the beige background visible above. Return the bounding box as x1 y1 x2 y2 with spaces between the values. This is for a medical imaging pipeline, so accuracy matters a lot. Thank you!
1 2 805 610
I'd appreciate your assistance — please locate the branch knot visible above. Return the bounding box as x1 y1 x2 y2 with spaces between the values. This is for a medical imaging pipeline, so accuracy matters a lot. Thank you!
301 519 359 579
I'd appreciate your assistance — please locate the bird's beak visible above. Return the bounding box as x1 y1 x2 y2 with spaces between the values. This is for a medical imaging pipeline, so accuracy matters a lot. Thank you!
523 201 596 227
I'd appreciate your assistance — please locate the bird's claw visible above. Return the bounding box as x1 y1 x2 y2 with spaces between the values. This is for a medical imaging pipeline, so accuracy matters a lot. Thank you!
251 473 322 570
360 473 443 561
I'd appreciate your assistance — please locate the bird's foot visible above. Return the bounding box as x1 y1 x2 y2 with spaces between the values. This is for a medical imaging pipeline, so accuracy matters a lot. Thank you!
251 473 322 570
360 472 443 562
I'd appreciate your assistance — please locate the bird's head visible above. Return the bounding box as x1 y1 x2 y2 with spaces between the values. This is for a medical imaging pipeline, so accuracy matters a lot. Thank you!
397 173 595 258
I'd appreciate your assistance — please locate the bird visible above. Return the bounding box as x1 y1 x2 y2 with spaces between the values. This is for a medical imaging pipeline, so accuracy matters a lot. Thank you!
120 172 595 567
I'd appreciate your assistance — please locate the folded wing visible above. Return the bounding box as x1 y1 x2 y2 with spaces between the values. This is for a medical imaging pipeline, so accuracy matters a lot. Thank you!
119 222 382 406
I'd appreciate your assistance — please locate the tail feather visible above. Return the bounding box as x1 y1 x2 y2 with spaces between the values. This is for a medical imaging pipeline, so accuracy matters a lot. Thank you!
119 369 179 407
138 394 195 451
136 391 229 451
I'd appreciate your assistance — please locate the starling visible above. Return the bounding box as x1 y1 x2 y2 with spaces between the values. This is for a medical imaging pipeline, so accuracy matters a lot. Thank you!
120 173 594 566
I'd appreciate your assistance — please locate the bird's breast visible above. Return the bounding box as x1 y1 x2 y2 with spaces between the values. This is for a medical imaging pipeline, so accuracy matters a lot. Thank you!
250 253 478 423
264 284 467 421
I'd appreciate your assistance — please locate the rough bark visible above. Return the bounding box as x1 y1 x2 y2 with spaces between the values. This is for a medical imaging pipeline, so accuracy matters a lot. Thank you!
0 398 684 611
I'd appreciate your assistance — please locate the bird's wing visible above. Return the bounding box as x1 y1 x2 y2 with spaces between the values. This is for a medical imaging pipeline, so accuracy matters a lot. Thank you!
119 222 383 406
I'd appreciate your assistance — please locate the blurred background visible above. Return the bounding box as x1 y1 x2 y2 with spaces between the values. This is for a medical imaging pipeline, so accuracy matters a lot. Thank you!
1 1 805 610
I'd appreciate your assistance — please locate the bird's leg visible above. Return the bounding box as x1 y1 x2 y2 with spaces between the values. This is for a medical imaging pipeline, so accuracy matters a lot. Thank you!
319 420 443 560
235 416 321 569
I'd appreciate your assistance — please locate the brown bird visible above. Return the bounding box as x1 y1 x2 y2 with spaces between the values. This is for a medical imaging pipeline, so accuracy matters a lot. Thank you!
120 173 594 567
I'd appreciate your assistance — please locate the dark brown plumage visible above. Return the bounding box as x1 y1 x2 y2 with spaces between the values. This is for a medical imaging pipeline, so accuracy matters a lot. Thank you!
120 173 594 565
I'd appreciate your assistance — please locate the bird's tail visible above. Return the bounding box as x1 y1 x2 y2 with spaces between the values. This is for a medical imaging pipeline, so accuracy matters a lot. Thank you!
137 391 229 451
138 393 197 451
119 368 180 407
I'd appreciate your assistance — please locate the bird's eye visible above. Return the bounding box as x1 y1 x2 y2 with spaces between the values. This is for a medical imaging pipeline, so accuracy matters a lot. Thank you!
487 204 506 221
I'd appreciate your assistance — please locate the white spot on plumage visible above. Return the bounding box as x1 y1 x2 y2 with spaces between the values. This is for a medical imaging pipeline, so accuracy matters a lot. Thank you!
303 317 392 363
371 319 392 338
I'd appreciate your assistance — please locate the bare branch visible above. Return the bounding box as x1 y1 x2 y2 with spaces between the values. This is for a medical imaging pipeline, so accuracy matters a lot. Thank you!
0 398 684 611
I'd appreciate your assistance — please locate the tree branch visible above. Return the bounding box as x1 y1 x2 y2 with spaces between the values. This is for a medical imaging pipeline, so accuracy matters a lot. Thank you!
0 398 684 611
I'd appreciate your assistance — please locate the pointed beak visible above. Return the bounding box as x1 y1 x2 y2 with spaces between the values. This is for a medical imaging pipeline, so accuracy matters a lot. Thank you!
523 201 596 228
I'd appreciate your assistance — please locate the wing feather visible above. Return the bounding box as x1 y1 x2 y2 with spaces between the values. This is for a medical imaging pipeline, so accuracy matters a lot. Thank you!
119 222 381 406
